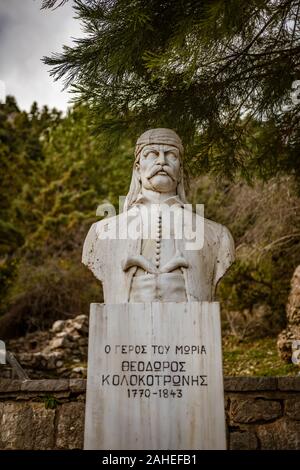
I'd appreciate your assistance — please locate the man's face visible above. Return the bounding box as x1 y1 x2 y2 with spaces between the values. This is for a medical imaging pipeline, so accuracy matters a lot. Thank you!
136 144 181 193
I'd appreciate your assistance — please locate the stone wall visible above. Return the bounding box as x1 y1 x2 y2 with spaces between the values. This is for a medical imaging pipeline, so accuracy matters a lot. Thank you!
0 377 299 450
224 377 300 449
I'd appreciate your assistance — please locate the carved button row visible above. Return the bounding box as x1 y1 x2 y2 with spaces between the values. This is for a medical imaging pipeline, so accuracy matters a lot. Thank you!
155 213 162 268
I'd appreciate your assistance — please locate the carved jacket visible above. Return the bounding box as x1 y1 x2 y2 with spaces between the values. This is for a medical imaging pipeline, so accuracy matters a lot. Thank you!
82 200 235 303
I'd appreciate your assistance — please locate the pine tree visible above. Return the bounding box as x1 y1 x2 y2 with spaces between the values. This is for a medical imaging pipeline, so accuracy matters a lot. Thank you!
43 0 300 180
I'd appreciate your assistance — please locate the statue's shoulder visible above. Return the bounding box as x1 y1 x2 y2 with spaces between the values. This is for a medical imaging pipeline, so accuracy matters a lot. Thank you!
198 217 235 285
82 214 121 274
203 216 223 231
179 206 230 239
87 206 140 240
204 217 234 249
183 210 225 240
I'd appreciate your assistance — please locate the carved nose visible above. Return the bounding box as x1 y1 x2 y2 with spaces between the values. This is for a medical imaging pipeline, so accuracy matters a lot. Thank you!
156 151 166 165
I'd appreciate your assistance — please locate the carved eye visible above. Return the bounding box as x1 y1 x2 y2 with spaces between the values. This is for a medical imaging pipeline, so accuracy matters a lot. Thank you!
166 151 177 160
144 150 158 158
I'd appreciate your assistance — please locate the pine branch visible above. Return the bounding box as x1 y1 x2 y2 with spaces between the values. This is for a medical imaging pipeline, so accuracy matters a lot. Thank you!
41 0 69 9
40 0 300 180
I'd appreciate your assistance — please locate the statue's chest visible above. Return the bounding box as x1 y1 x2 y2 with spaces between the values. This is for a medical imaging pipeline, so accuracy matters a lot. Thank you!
138 206 181 272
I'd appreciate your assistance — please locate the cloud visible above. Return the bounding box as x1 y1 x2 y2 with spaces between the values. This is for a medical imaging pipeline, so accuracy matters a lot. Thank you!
0 0 82 111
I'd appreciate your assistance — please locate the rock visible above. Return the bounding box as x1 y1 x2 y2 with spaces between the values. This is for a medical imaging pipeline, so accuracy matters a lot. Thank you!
0 402 55 450
285 399 300 420
47 337 71 351
230 399 282 423
278 377 300 391
21 379 69 392
224 376 277 391
70 317 89 334
277 266 300 363
286 266 300 324
3 314 89 379
74 314 88 323
277 329 293 362
45 352 65 370
30 403 56 449
229 431 258 450
55 331 68 338
0 403 30 449
51 320 65 334
71 367 86 375
55 402 85 449
0 380 22 392
257 418 300 449
69 379 86 393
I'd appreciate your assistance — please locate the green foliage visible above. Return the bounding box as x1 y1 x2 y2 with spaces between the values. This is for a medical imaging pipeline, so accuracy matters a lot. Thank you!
1 94 299 349
4 256 101 333
218 257 289 335
190 175 300 337
24 104 132 257
43 395 60 409
0 97 62 315
0 258 18 308
0 96 132 335
43 0 300 180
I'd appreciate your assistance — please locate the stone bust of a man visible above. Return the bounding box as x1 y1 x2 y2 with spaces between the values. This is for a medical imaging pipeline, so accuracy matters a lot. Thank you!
82 128 235 303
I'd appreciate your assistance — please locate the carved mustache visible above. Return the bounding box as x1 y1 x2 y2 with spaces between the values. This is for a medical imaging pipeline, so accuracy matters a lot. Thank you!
146 165 175 181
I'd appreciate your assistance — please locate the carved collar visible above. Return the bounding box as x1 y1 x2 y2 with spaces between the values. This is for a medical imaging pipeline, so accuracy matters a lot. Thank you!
133 194 184 208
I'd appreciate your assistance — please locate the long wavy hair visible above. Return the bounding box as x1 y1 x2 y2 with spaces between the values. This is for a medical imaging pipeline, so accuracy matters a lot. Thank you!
123 153 187 212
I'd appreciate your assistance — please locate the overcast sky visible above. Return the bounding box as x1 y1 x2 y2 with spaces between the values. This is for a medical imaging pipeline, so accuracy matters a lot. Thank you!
0 0 81 112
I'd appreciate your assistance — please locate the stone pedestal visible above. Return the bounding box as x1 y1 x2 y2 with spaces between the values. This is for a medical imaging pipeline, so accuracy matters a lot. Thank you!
84 302 226 450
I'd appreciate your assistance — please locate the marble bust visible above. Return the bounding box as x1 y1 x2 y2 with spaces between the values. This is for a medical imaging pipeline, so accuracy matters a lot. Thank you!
82 128 235 303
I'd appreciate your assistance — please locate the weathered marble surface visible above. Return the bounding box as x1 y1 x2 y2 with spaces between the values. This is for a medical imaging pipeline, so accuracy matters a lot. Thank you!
82 128 235 304
84 302 226 450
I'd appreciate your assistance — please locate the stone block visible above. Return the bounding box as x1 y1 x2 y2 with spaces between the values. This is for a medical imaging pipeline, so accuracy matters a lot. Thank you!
69 379 86 393
229 431 258 450
285 399 300 420
278 377 300 391
230 399 282 423
0 402 55 449
0 403 30 449
30 403 56 449
0 380 22 393
224 377 277 391
257 418 300 449
21 379 69 392
55 402 85 449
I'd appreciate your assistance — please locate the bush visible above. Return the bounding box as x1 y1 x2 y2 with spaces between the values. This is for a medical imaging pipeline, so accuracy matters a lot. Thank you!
0 255 102 339
191 175 300 338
